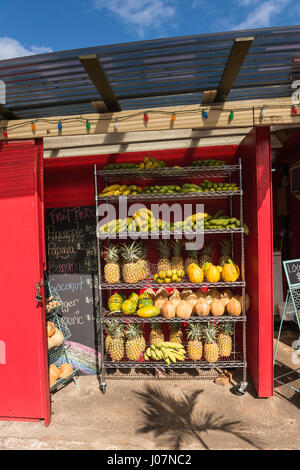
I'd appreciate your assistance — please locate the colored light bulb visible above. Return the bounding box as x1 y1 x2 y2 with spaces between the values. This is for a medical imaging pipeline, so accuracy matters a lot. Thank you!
261 107 266 118
3 129 7 138
144 112 149 122
292 105 298 115
202 109 208 120
229 111 234 122
86 120 91 131
58 120 62 132
171 113 176 123
31 121 36 133
114 118 119 131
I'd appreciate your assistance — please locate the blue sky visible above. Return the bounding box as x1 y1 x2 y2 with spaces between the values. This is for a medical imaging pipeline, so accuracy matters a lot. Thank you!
0 0 299 59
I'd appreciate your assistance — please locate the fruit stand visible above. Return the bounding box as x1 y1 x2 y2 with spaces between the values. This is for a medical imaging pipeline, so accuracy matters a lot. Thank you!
94 157 249 394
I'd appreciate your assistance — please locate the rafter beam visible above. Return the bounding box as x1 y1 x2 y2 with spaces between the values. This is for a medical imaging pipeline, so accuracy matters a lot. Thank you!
201 90 217 105
214 37 254 103
79 54 121 112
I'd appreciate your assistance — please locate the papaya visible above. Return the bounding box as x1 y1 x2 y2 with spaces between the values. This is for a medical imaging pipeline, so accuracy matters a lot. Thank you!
137 306 160 318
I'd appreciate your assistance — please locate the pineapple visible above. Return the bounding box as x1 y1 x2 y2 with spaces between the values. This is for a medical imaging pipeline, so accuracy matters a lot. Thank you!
170 323 183 344
187 323 203 360
199 244 212 269
184 249 198 271
104 244 120 284
219 240 233 267
218 323 233 357
125 324 144 360
136 242 151 280
106 322 125 361
171 240 184 271
120 241 141 284
156 240 172 273
203 323 219 363
150 324 164 345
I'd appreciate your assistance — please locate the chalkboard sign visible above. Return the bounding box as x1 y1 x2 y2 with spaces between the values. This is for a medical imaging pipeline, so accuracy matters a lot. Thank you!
46 207 101 375
283 259 300 288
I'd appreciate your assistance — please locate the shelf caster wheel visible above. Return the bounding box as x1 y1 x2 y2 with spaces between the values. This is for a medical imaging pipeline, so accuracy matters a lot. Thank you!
100 383 106 394
233 381 248 396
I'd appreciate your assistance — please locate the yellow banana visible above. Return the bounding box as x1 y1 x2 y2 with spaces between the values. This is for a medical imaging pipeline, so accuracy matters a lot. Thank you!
102 185 120 193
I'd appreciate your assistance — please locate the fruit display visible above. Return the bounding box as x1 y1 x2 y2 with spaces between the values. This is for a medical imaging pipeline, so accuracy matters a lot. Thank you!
153 268 185 284
203 324 219 363
144 342 187 364
98 210 248 236
47 322 64 350
106 322 125 361
218 323 233 357
104 245 121 284
142 184 182 194
181 181 239 193
125 324 145 360
98 184 143 197
187 323 203 360
106 288 251 318
204 211 249 233
150 324 165 345
49 363 74 387
96 156 248 389
139 156 166 170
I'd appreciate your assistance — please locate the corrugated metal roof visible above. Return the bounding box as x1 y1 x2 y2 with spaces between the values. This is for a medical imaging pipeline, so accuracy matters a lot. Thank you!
1 25 300 119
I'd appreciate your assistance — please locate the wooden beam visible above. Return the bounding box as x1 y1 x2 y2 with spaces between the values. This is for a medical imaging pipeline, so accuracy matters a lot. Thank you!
201 90 217 105
2 97 300 141
215 37 254 103
79 54 121 112
0 104 18 120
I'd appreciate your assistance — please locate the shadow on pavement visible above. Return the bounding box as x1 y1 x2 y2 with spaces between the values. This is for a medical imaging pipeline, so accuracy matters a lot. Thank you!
135 384 263 450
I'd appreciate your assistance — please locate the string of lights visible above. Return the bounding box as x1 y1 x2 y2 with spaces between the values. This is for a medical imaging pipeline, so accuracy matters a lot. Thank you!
0 103 299 138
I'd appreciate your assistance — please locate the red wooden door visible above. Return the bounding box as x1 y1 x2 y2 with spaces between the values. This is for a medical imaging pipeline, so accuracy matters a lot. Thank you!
0 140 50 424
238 127 274 397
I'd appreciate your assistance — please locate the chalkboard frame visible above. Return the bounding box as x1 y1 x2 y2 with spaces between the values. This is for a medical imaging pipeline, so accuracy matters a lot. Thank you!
283 259 300 289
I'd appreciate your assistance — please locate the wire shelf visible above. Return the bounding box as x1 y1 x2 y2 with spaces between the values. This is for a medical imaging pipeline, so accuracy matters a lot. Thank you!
102 312 246 323
106 368 221 381
97 190 242 202
97 165 240 180
98 228 244 239
104 351 244 369
99 279 245 290
50 370 79 393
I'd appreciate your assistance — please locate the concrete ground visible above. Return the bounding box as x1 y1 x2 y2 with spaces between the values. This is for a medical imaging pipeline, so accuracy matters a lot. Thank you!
0 369 299 450
0 327 300 451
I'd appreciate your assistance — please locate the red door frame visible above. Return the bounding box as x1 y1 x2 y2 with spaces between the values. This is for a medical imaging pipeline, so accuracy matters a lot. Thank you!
238 127 274 397
0 140 51 426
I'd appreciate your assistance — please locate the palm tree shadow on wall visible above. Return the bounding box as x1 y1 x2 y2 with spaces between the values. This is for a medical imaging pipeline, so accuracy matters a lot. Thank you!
135 384 263 450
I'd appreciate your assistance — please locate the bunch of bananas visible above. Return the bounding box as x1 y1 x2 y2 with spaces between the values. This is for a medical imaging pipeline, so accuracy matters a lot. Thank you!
144 342 187 364
98 218 132 235
98 184 143 197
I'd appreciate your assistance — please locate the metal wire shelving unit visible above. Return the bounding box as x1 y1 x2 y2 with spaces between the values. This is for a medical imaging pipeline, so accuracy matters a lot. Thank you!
94 160 247 395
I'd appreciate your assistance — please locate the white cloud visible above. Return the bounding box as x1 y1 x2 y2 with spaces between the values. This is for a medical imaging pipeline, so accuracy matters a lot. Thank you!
234 0 291 30
93 0 176 37
0 37 52 60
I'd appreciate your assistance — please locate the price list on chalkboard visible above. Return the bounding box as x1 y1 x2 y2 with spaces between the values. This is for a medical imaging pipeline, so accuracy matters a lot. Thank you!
45 206 101 375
